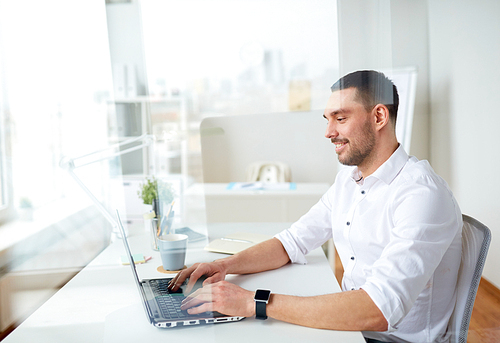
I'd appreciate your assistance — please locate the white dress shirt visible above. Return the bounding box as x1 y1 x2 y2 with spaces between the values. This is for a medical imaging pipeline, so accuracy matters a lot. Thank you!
275 145 462 343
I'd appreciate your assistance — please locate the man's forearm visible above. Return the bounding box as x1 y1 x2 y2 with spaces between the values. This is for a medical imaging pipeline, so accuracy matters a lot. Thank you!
183 279 388 331
267 289 388 331
222 240 388 331
218 238 290 275
169 237 291 293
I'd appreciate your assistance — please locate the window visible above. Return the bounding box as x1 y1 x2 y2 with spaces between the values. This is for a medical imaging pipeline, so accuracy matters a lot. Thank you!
0 35 12 224
138 0 339 182
0 0 340 333
0 0 115 333
0 104 9 221
0 125 6 210
0 0 114 211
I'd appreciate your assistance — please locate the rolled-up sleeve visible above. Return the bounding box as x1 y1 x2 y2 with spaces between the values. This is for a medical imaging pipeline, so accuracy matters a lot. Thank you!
275 189 333 264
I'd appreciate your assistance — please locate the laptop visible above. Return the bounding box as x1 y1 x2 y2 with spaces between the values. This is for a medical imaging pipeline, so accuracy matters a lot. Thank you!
116 210 245 328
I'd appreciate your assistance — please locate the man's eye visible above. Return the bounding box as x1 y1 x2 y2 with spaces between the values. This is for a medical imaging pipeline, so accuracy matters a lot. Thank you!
337 117 346 122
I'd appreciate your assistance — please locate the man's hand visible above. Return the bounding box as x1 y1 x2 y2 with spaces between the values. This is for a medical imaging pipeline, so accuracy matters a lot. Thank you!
180 281 255 318
168 260 227 294
168 238 289 294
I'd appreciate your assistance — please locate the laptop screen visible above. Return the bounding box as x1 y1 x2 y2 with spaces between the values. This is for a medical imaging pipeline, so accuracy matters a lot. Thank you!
115 210 154 323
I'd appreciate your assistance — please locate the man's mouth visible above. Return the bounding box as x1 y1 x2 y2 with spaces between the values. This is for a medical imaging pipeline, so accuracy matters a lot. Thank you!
333 141 348 152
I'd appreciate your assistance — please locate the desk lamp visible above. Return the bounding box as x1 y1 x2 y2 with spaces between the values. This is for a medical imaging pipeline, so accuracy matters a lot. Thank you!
59 134 155 238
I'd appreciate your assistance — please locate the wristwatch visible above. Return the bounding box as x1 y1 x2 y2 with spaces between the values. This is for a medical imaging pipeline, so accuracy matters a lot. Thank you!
254 289 272 320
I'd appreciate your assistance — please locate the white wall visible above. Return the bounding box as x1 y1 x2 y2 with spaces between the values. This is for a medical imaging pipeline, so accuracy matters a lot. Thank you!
427 0 500 288
337 0 430 160
337 0 500 287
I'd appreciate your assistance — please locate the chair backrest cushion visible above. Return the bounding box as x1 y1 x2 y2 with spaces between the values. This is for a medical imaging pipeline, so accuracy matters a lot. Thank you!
448 215 491 343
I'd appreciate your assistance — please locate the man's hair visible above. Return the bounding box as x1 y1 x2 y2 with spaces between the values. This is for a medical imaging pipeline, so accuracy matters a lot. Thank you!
331 70 399 124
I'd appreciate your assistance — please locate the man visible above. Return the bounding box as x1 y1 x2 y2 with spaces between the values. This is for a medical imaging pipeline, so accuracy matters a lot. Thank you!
169 70 462 343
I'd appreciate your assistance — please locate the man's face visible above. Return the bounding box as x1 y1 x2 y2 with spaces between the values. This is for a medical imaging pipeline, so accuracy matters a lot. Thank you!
323 87 376 168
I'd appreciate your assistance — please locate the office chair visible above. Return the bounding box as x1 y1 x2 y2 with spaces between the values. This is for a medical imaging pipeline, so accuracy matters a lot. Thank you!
448 214 491 343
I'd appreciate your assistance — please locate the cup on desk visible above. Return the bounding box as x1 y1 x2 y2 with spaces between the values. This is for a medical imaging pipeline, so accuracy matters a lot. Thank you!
158 234 188 271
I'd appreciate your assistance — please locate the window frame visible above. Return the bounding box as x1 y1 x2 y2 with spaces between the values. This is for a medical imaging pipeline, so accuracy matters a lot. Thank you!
0 43 14 224
0 109 14 225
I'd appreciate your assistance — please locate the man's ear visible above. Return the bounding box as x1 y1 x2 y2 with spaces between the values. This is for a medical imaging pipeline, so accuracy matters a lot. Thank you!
372 104 390 131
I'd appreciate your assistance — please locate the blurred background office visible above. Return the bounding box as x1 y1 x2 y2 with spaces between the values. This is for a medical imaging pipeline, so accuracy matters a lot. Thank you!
0 0 499 340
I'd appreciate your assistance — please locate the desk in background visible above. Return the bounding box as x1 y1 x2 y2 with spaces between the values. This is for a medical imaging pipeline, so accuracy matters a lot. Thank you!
184 182 336 270
185 183 330 223
2 222 363 343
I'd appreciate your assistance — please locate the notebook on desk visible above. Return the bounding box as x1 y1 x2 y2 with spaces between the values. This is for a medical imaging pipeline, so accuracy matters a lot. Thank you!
116 210 244 328
205 232 272 254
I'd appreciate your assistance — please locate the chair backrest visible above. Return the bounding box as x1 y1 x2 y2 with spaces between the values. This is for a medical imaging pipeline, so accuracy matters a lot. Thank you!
448 214 491 343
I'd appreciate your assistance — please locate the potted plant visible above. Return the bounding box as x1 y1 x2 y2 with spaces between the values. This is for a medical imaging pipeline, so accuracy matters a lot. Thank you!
137 176 175 218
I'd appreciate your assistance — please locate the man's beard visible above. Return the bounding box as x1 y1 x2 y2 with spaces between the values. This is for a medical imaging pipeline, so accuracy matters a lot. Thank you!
334 120 376 167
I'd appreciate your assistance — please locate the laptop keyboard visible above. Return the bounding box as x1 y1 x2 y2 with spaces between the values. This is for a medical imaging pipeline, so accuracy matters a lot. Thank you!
149 279 189 319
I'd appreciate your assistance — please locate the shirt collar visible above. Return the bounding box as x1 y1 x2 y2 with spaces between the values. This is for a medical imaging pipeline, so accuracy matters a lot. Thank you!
350 144 409 185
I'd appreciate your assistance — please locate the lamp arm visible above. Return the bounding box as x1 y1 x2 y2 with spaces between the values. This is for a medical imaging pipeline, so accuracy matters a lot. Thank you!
60 134 154 169
60 134 155 237
66 167 119 233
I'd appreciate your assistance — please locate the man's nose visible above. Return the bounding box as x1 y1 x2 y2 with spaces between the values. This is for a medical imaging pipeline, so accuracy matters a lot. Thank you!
325 122 338 139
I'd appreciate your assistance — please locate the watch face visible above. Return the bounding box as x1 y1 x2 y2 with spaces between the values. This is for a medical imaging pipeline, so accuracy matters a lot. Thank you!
255 289 271 302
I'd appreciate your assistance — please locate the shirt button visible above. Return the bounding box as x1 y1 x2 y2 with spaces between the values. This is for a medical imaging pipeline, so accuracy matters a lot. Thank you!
351 288 355 291
361 190 366 194
346 221 350 226
350 256 355 260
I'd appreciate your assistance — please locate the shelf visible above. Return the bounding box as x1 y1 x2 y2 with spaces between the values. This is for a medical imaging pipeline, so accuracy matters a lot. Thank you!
107 96 194 178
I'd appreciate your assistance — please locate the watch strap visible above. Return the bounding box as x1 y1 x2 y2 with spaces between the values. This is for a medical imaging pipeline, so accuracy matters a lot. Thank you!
255 300 268 320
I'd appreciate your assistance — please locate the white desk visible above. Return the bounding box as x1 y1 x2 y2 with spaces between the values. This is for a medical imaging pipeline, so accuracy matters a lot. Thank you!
2 223 364 343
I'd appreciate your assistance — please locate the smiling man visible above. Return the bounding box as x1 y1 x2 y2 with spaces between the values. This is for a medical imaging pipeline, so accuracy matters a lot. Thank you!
170 70 462 343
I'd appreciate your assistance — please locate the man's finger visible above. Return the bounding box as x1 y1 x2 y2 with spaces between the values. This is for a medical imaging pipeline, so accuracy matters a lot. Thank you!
203 274 222 287
187 302 213 315
168 272 185 291
185 264 211 293
181 290 213 310
168 264 197 291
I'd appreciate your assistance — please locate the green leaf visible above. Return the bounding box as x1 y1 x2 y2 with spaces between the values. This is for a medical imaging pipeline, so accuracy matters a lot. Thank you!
137 176 175 205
